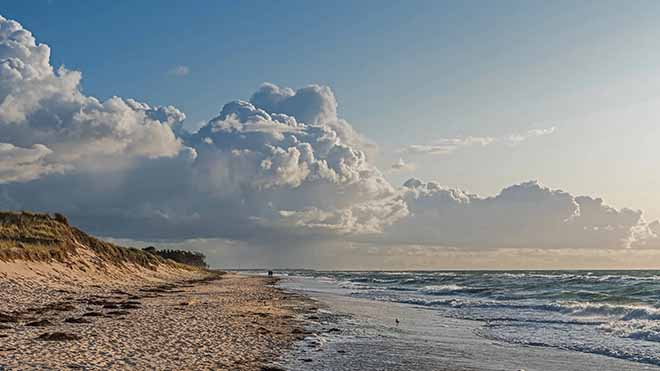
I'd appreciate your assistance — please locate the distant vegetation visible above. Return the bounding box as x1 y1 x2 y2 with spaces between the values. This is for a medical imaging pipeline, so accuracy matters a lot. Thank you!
142 246 208 268
0 211 198 271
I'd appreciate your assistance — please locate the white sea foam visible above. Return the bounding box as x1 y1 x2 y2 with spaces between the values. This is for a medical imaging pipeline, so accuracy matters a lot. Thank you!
421 284 466 294
600 320 660 343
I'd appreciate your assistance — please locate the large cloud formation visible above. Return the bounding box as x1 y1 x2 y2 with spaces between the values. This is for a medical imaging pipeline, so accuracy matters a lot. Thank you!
0 15 402 241
391 179 651 249
0 15 186 182
1 14 659 254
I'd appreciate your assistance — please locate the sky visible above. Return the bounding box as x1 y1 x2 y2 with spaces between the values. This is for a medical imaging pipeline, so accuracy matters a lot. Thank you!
2 1 660 269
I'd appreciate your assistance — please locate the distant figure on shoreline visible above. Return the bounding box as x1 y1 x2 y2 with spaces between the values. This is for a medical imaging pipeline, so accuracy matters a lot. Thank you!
267 270 273 277
395 318 400 326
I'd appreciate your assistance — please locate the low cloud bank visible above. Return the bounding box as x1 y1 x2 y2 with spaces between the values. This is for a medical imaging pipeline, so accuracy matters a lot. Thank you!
391 179 653 250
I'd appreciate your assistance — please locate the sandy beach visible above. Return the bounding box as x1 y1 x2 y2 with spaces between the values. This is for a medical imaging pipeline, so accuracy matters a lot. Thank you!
0 270 313 370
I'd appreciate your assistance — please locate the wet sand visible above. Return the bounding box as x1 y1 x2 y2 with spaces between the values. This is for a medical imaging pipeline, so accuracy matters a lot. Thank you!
0 272 313 370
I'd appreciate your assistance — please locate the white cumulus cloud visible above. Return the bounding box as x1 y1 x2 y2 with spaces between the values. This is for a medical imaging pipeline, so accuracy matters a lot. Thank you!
0 15 187 179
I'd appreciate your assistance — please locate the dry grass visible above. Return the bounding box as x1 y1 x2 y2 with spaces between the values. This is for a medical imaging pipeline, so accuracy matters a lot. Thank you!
0 211 196 271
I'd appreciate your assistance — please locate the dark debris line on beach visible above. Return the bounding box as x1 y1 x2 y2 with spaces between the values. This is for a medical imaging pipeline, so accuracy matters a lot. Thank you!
36 332 80 341
0 275 224 345
0 273 321 370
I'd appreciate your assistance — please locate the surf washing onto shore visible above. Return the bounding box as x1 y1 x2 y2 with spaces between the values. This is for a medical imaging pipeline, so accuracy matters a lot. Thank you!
275 270 660 370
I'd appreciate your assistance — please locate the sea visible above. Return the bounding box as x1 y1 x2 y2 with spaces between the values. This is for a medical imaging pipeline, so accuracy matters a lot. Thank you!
265 270 660 371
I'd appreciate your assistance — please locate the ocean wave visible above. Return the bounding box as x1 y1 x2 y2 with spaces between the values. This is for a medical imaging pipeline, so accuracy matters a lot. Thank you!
283 270 660 368
316 275 338 282
385 286 418 292
401 276 440 284
483 329 660 367
484 272 660 283
345 276 370 283
461 301 660 322
349 292 455 307
488 272 580 280
295 271 660 322
368 293 660 322
626 330 660 343
484 317 602 326
420 284 466 294
559 302 660 320
337 280 376 290
600 320 660 343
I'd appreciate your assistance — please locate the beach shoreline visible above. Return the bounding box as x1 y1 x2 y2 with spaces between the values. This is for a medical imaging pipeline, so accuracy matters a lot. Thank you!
278 272 660 371
0 269 315 370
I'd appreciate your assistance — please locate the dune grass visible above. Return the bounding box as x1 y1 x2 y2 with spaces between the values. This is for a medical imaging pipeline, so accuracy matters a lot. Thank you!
0 211 193 270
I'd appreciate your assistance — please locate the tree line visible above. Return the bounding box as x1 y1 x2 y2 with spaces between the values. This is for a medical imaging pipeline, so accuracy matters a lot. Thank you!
142 246 208 268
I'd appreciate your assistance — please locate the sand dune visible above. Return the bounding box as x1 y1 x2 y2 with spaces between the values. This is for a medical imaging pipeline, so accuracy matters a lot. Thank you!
0 212 313 370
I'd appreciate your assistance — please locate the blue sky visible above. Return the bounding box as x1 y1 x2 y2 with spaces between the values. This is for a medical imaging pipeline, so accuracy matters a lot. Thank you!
3 1 660 267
